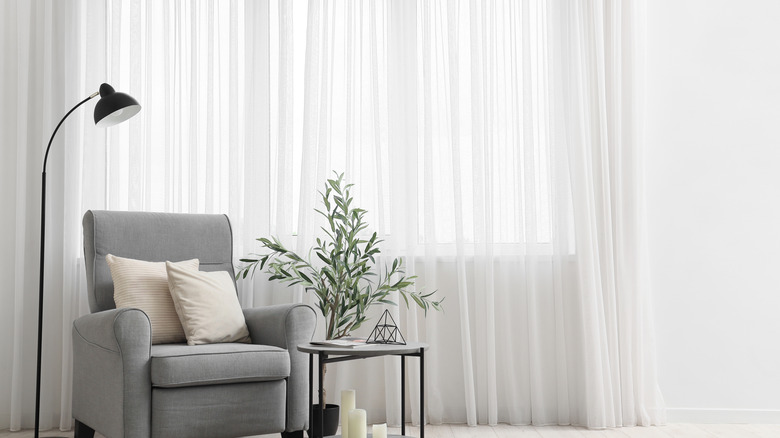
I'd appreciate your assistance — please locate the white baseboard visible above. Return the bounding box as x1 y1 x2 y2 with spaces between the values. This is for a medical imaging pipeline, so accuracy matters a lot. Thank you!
667 408 780 424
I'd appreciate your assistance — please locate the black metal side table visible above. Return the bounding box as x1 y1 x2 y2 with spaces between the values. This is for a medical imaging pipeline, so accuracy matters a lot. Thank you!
297 342 429 438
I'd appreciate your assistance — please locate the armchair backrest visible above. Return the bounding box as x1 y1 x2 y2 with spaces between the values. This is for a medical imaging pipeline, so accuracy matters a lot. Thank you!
82 210 236 313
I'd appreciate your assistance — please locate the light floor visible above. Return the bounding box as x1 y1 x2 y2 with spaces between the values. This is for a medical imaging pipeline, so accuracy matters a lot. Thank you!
4 424 780 438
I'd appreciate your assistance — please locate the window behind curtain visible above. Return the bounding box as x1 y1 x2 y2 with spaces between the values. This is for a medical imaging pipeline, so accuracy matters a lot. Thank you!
97 0 553 247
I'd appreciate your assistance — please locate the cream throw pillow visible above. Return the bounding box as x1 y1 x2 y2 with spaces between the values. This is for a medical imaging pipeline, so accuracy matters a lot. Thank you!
106 254 199 344
165 262 251 345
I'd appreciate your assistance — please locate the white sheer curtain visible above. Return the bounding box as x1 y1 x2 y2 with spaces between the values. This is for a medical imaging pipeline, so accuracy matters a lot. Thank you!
0 0 664 432
300 0 665 428
0 0 280 431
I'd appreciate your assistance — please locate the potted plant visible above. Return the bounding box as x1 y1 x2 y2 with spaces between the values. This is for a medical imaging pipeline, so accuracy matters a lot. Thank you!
238 173 443 437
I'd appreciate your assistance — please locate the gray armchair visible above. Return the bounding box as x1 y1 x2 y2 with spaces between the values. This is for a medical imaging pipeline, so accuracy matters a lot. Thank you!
73 210 315 438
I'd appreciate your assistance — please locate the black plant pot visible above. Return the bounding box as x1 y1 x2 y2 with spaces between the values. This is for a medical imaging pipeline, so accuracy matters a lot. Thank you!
308 403 340 438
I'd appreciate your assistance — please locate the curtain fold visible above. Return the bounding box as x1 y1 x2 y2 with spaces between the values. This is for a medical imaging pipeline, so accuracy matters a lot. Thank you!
0 0 664 431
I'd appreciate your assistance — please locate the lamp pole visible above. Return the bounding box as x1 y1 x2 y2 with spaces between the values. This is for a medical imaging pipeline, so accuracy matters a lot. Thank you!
34 84 140 438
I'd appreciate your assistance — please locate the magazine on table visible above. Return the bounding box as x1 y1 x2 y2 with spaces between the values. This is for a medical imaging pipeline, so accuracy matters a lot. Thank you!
310 337 372 348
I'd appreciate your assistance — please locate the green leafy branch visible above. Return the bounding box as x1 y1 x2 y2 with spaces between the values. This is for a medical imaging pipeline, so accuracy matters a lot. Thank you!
238 172 443 339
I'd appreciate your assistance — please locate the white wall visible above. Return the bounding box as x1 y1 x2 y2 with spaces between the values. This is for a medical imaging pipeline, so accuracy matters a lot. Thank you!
646 0 780 423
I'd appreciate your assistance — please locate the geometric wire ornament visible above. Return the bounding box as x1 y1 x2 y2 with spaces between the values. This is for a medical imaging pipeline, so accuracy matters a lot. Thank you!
366 309 406 345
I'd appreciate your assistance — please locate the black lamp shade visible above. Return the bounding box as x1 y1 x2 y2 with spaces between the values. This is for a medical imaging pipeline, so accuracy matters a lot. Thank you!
93 83 141 127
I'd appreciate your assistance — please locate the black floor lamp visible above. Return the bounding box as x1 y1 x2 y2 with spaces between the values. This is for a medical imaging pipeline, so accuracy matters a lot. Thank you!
35 83 140 438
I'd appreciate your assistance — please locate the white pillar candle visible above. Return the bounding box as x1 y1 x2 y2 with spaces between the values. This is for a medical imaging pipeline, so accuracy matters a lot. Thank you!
372 423 387 438
341 390 356 438
348 409 367 438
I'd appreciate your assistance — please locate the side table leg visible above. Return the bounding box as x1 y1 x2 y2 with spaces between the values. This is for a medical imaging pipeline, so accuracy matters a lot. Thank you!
401 355 406 436
319 352 325 438
420 349 425 438
309 353 313 438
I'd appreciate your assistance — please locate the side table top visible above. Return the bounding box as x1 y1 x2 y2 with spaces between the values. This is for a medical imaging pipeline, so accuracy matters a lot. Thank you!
298 341 428 356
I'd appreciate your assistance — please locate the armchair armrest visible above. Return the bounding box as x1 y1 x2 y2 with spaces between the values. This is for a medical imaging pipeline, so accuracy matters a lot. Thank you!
72 308 152 438
244 303 316 432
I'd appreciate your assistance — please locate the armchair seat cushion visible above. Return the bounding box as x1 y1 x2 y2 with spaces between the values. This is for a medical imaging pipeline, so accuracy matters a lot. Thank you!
151 343 290 388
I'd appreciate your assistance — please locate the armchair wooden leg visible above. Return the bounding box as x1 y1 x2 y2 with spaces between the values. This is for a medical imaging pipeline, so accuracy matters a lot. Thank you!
281 430 304 438
74 420 95 438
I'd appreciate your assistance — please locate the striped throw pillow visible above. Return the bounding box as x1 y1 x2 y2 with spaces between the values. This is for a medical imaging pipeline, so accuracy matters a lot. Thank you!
106 254 199 344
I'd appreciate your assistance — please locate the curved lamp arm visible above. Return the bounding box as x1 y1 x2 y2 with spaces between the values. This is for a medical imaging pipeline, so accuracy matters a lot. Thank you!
42 90 99 173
